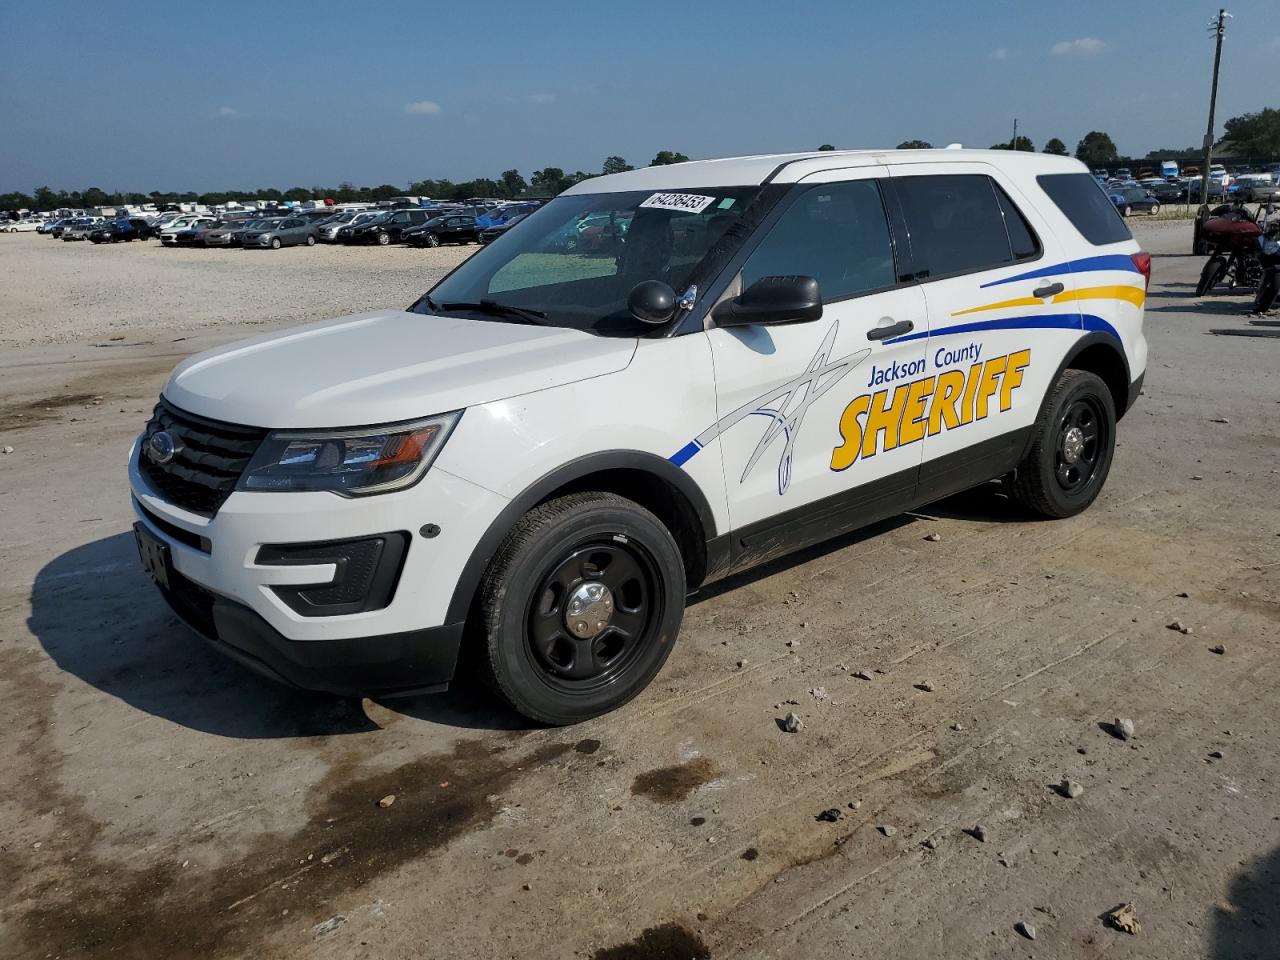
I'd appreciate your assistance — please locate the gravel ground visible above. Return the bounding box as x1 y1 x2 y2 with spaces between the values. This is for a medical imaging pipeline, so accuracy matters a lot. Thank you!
0 233 472 347
2 218 1278 959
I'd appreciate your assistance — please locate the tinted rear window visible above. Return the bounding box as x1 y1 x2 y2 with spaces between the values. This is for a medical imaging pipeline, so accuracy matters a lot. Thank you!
894 174 1019 279
1037 173 1131 245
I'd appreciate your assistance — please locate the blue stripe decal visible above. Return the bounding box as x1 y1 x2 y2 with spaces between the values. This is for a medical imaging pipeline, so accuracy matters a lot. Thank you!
980 254 1141 288
884 312 1120 346
669 440 703 467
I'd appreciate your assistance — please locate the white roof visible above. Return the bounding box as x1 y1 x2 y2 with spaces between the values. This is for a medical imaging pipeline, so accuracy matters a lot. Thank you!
563 149 1086 194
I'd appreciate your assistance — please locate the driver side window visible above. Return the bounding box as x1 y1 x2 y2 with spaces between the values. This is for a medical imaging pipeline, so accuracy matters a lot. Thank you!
741 180 896 302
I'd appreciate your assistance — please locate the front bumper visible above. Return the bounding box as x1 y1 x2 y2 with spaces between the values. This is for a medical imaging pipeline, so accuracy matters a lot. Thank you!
160 565 463 697
128 435 508 688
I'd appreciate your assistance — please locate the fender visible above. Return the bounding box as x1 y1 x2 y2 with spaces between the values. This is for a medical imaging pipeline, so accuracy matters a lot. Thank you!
1022 331 1134 462
443 450 721 625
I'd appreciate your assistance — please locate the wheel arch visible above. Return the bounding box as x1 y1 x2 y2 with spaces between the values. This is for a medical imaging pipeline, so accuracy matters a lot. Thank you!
444 451 722 625
1057 333 1134 420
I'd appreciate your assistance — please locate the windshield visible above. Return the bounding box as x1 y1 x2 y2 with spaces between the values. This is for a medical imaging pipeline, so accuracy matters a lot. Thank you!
415 186 765 335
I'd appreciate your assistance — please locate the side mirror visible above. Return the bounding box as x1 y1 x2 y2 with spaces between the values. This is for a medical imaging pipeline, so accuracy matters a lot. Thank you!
627 280 677 325
713 275 823 327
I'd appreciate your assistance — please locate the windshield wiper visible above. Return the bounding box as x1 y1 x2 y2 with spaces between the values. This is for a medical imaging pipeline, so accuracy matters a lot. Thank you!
437 299 549 325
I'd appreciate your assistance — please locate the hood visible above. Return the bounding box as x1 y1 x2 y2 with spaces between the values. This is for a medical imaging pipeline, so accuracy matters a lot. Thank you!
163 310 637 428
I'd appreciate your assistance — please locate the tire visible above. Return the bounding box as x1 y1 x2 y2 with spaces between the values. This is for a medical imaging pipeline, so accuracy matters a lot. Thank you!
1196 256 1226 296
477 492 686 725
425 233 440 248
377 232 390 246
306 234 316 246
1123 205 1132 217
1008 369 1116 519
270 237 282 250
1150 203 1160 216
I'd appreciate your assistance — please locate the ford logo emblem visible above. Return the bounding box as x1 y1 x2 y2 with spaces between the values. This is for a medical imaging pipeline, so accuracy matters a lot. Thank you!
147 430 179 465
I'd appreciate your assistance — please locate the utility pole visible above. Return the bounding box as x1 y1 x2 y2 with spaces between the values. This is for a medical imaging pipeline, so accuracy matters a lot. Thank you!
1012 118 1019 151
1200 9 1229 206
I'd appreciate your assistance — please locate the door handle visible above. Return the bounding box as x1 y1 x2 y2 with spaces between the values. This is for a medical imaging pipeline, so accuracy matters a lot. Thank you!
867 319 914 341
1033 282 1065 298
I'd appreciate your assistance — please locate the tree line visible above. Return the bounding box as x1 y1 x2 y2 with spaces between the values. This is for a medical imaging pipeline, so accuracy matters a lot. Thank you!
893 108 1279 168
0 150 692 213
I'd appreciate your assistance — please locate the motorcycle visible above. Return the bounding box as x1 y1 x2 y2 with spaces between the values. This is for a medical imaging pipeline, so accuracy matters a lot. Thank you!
1253 233 1280 314
1195 203 1280 297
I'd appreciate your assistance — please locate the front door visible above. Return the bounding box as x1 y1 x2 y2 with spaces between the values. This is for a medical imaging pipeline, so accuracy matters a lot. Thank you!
704 171 930 567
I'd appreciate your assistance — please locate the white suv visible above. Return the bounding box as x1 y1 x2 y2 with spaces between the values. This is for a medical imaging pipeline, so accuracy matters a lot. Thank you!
129 149 1149 724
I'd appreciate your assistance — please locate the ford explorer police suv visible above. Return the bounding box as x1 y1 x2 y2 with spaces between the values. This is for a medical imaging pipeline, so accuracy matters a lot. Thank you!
130 149 1149 724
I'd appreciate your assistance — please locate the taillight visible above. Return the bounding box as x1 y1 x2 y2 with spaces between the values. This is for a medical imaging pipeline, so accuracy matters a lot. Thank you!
1131 251 1152 290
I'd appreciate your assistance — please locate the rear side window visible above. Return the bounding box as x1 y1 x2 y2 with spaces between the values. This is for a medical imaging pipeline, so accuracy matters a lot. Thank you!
741 180 896 302
893 175 1019 279
1037 173 1131 245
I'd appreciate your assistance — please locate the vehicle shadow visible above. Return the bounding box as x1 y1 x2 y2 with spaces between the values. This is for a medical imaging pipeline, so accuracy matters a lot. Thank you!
1147 299 1256 316
1210 845 1280 959
28 532 525 738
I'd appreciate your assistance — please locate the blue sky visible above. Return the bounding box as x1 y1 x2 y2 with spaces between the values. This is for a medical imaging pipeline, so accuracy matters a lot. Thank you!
1 0 1277 193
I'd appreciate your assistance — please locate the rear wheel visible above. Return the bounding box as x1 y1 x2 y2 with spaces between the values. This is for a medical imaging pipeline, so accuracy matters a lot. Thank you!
305 234 316 246
1008 369 1116 519
477 492 686 725
1123 204 1133 217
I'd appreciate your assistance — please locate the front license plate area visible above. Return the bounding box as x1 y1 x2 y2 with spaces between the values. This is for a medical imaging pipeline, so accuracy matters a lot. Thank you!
134 522 173 591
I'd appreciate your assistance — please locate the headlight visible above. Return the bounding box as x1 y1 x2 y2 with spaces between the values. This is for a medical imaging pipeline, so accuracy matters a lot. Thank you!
239 412 460 495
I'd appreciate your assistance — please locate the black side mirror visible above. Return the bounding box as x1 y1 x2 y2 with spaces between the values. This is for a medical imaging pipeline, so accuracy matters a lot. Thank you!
627 280 677 325
713 275 823 327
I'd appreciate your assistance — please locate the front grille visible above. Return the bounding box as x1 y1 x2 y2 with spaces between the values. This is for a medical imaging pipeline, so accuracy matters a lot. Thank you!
139 400 268 516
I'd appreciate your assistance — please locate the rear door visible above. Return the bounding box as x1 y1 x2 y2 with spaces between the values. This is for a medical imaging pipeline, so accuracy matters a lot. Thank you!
885 163 1079 500
706 169 931 565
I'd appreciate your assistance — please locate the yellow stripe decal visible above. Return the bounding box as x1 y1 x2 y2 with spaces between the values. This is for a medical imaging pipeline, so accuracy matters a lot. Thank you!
1053 285 1146 307
951 296 1044 317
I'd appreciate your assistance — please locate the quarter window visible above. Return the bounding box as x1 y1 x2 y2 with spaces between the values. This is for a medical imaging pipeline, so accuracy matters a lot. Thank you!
894 174 1019 279
741 180 895 302
1036 172 1131 245
992 183 1041 261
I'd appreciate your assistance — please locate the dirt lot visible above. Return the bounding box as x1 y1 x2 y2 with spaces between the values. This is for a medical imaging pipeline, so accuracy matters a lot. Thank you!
1 224 1277 959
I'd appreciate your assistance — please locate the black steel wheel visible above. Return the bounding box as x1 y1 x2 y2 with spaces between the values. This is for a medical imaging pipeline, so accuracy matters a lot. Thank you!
477 492 686 725
1009 369 1116 518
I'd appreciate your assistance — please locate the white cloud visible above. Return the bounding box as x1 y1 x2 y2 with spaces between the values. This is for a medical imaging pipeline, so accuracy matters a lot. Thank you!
215 106 241 119
527 93 556 105
989 47 1010 60
404 100 442 116
1051 37 1105 56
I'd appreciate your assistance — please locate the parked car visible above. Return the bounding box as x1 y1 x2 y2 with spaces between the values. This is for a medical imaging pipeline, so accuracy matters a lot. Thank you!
88 218 152 243
61 218 104 241
1146 181 1184 203
126 150 1150 723
479 213 530 244
316 210 380 242
402 215 481 247
200 221 255 247
38 219 63 234
341 209 431 245
240 217 317 249
1181 177 1225 202
1109 186 1159 217
1 219 41 232
161 216 217 245
1233 174 1280 203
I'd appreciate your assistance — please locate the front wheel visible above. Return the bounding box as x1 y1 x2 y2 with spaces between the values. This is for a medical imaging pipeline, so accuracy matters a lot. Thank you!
1150 203 1160 216
305 234 316 246
425 233 440 248
270 237 282 250
377 232 390 245
1123 205 1133 217
477 492 686 725
1008 369 1116 519
1197 255 1227 296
